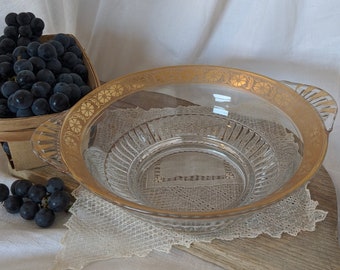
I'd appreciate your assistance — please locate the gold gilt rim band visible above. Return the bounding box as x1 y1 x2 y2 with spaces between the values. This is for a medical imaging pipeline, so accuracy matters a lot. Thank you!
59 65 328 218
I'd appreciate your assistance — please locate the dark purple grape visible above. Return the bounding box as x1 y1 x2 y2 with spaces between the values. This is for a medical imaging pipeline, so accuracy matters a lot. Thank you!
72 64 88 82
29 56 46 73
80 85 91 97
67 45 82 58
61 52 78 68
0 98 13 118
31 31 43 40
70 73 85 86
30 17 45 35
4 26 18 40
35 208 55 228
0 97 8 107
46 58 62 74
0 183 9 202
4 195 23 213
49 92 70 112
0 83 3 96
60 67 71 73
38 43 57 61
10 180 21 195
0 49 8 57
68 36 76 47
7 94 18 113
0 61 14 79
53 33 70 48
16 107 34 117
0 38 16 54
28 184 47 203
48 40 64 56
17 36 31 46
27 12 35 20
46 177 64 194
14 179 33 197
0 54 13 64
57 73 73 84
31 98 50 115
12 46 29 60
13 59 34 74
53 82 72 97
18 25 32 38
69 83 81 104
1 81 19 98
27 41 40 57
15 70 36 89
5 12 18 27
48 190 70 212
0 99 13 117
16 12 32 26
31 81 51 98
11 89 34 109
36 68 56 86
20 201 39 220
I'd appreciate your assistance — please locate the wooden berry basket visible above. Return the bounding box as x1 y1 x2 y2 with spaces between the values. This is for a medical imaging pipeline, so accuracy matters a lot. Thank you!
0 34 100 190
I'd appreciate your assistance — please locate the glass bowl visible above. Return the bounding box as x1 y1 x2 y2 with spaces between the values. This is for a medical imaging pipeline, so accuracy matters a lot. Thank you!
32 65 337 232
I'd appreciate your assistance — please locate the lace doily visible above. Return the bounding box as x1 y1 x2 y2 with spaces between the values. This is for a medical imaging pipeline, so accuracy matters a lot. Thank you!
51 106 327 269
52 183 327 270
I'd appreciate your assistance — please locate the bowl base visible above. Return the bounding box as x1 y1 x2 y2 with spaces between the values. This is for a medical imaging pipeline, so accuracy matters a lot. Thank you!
128 136 253 212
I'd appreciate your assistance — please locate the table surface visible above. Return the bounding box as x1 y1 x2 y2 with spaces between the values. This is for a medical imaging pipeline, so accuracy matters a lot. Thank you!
178 166 340 269
6 159 340 269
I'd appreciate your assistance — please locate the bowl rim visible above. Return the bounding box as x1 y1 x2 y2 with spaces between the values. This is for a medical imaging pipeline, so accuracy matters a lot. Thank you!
59 65 328 219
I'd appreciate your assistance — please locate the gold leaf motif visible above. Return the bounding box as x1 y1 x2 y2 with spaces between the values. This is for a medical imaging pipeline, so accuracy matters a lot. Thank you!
206 70 224 82
273 92 290 108
69 117 82 134
109 84 124 97
131 83 144 90
97 89 113 104
230 74 248 87
178 69 197 82
80 102 95 118
64 135 76 146
128 74 154 86
88 96 101 108
253 81 273 95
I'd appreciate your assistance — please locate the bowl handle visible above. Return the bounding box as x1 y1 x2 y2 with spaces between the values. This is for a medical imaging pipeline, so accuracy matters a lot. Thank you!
281 80 338 132
31 111 71 175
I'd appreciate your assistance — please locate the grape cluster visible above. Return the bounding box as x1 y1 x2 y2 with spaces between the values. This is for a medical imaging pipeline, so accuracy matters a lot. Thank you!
0 12 92 118
0 177 72 228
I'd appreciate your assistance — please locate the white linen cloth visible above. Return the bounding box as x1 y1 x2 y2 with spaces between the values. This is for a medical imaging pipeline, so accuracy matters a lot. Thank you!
0 1 339 269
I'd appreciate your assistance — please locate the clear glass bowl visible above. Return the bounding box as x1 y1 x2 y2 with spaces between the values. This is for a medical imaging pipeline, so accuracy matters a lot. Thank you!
32 65 337 232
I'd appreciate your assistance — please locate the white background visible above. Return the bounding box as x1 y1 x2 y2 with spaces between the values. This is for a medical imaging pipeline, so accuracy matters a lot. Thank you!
0 1 339 269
